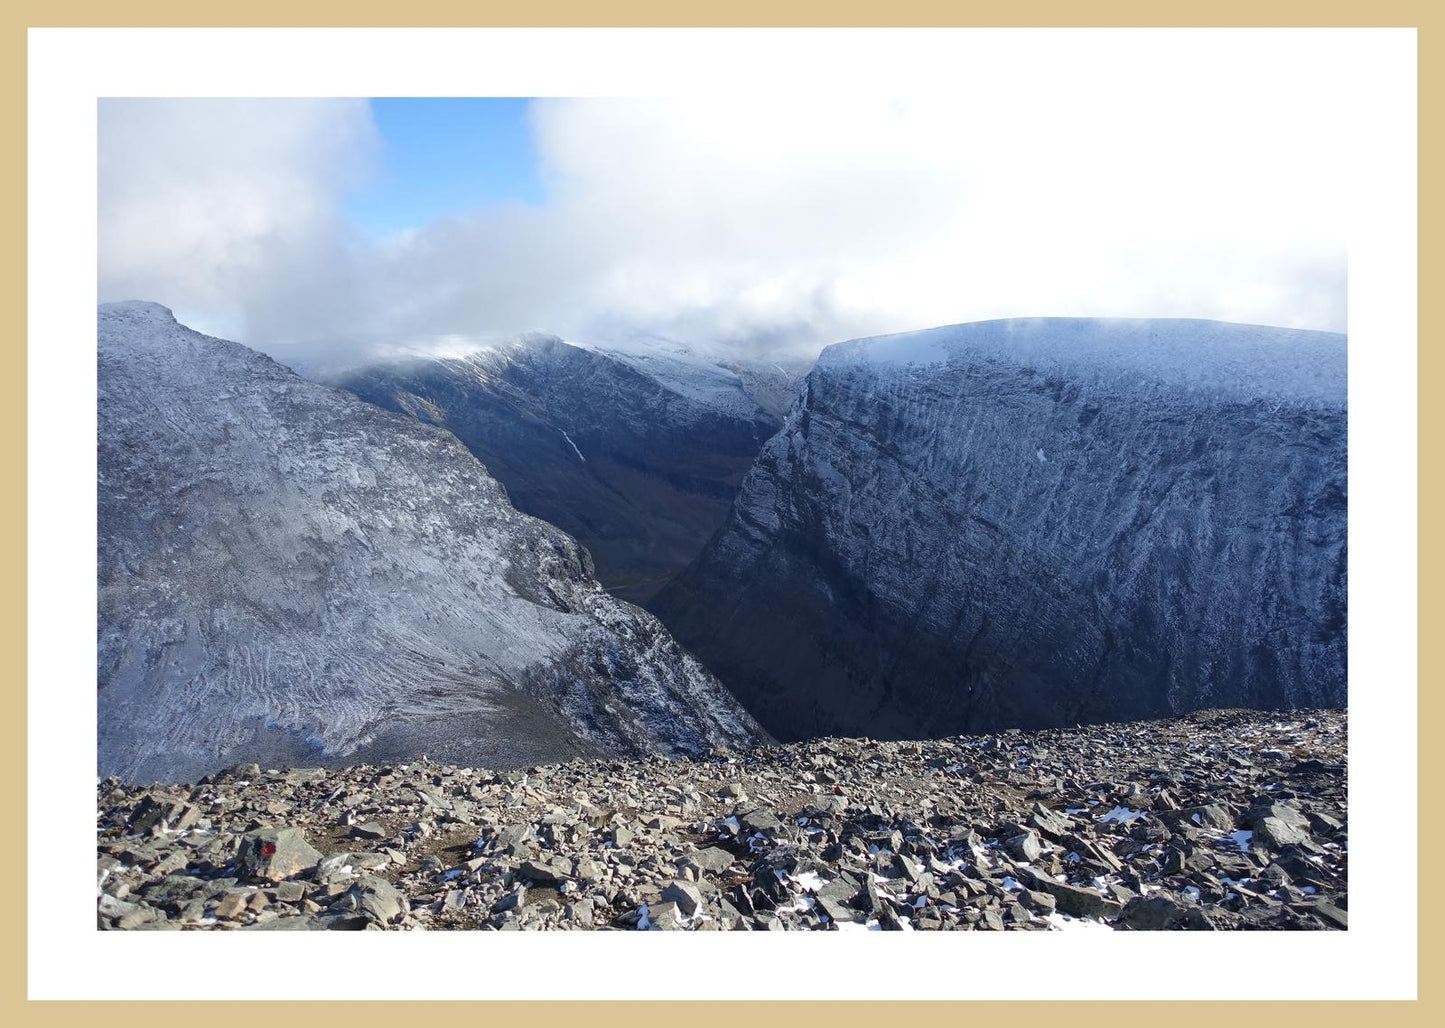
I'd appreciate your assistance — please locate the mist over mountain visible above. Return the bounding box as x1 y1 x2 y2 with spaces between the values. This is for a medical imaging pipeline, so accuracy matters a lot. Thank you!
97 91 1348 376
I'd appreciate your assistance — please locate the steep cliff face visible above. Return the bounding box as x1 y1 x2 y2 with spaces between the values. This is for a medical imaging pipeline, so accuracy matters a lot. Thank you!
98 303 765 783
332 337 802 603
651 318 1347 742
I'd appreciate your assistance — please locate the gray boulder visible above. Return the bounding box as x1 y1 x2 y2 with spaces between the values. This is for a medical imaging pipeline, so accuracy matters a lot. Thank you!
334 876 408 924
237 827 322 883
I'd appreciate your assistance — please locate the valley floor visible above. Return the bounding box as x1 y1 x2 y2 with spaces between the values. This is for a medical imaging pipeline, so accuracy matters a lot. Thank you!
96 707 1347 931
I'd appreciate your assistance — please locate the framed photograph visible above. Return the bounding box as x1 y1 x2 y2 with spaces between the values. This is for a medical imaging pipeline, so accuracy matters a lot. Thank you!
17 12 1423 1010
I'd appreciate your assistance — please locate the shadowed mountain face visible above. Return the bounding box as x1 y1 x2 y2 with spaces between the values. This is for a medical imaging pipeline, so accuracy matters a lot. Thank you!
332 337 804 604
651 318 1347 742
97 303 766 783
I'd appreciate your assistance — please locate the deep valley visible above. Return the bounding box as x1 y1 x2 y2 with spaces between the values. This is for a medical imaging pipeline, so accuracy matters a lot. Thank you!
96 305 1350 932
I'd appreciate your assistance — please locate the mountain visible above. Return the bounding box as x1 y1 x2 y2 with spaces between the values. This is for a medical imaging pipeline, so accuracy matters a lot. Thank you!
97 302 766 783
578 334 813 422
650 318 1347 742
330 336 810 603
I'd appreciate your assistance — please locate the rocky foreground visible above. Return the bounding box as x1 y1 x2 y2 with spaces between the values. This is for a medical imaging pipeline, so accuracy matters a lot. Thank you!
96 708 1347 932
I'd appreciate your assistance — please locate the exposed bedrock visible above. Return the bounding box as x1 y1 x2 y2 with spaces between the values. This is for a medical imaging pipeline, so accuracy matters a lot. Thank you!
650 318 1347 741
98 303 766 782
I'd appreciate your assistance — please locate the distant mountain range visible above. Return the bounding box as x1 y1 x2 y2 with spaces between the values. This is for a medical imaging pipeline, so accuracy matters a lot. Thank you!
330 336 810 604
98 304 1347 782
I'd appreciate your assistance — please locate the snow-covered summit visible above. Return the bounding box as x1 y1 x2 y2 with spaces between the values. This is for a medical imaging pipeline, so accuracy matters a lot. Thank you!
97 300 184 347
579 341 766 423
821 318 1345 406
99 299 176 321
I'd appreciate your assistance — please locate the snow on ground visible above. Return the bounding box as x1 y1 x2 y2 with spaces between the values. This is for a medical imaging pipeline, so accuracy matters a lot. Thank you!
1097 806 1148 824
792 871 828 893
1226 830 1255 853
576 338 768 421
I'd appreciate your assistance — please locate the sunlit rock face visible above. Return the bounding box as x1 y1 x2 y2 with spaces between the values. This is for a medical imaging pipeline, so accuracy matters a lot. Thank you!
652 318 1347 742
98 302 765 783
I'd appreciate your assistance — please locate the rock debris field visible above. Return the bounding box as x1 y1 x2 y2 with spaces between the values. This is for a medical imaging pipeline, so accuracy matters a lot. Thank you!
96 708 1346 932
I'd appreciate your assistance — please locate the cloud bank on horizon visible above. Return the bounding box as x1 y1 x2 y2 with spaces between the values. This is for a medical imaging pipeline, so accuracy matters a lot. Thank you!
99 59 1349 369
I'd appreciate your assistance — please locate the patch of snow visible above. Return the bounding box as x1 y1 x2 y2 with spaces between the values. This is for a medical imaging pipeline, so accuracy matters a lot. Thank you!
1097 806 1146 824
578 338 772 421
558 429 586 463
1226 830 1254 853
793 871 828 893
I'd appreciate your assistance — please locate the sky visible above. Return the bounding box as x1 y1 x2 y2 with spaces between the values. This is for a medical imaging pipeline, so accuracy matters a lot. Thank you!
343 98 544 237
98 68 1351 370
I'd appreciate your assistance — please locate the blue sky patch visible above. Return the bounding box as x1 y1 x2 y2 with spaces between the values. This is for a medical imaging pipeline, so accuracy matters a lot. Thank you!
345 97 544 236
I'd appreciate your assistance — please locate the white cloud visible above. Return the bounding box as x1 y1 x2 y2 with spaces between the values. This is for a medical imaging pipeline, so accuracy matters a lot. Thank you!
98 45 1351 369
98 98 379 342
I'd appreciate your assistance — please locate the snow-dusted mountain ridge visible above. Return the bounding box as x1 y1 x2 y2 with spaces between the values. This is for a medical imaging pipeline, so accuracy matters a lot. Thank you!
821 318 1344 403
331 335 810 603
652 317 1347 742
98 302 765 783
